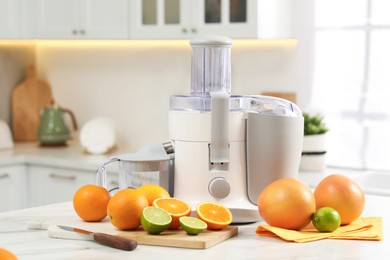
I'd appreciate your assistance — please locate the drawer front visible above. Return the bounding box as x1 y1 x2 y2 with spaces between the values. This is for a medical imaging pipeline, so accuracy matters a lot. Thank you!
28 166 95 207
0 165 27 212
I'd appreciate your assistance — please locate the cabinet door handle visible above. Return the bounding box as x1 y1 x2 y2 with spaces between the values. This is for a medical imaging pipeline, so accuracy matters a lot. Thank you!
191 28 197 33
0 173 9 179
182 28 188 33
79 29 85 35
72 29 78 35
49 173 76 181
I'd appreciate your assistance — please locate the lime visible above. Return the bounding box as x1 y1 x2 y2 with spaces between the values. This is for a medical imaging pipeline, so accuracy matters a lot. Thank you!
179 216 207 235
312 207 341 232
141 206 172 234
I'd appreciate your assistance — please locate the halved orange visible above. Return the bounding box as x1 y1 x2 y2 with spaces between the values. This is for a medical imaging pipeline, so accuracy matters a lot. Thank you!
196 201 233 230
153 198 191 229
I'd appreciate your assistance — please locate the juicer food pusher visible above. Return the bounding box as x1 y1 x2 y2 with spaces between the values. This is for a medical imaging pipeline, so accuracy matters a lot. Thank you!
169 35 304 223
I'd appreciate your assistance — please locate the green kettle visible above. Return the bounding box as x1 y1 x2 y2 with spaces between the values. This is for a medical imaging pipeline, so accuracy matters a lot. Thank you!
38 102 77 146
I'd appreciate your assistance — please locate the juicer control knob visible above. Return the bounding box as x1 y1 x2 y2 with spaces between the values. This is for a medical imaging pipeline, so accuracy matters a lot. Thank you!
208 178 230 199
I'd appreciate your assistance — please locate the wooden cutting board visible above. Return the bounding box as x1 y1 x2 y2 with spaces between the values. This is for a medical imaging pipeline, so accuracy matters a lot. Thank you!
45 216 238 249
12 65 52 141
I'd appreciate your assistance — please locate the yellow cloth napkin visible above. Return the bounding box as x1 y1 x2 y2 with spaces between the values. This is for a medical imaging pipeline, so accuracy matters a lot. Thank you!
256 217 383 243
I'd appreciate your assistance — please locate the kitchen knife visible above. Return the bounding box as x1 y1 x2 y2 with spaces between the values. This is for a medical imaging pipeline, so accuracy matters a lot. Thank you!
57 225 138 251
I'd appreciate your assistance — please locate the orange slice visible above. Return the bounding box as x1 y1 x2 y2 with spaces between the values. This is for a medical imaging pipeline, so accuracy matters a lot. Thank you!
196 201 233 230
153 198 191 229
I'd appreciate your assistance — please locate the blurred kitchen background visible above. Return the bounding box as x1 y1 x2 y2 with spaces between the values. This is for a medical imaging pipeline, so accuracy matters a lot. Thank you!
1 0 389 173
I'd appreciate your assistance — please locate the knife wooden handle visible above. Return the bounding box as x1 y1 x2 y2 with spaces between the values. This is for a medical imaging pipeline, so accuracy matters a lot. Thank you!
93 233 138 251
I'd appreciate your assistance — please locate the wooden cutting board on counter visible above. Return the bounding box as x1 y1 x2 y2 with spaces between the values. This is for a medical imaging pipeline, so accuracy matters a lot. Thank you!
12 65 52 141
44 216 238 249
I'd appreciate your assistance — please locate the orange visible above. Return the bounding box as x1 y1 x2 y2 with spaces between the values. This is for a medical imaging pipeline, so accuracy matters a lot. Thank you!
73 184 111 222
107 188 148 230
196 201 233 230
0 248 17 260
153 198 191 229
257 178 316 230
314 174 365 225
137 184 170 206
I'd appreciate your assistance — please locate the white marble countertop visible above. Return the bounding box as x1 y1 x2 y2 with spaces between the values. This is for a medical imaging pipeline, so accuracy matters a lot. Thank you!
0 141 127 171
0 194 388 260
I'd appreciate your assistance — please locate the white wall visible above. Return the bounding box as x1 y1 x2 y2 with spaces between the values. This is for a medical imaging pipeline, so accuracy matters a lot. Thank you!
32 40 297 152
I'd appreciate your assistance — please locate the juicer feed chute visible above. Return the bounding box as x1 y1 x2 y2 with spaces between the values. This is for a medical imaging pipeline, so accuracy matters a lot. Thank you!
190 36 232 95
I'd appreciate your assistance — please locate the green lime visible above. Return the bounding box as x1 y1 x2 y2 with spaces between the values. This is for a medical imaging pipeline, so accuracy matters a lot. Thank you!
312 207 341 232
141 206 172 234
179 216 207 235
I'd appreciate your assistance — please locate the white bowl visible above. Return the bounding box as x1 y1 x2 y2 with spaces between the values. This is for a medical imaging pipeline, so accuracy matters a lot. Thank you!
79 117 116 155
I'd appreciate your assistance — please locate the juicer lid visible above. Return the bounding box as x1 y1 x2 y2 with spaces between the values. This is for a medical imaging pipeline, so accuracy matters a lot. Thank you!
170 94 302 117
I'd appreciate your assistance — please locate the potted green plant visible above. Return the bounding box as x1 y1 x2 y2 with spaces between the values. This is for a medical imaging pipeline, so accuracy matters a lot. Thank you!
299 112 329 172
303 113 328 136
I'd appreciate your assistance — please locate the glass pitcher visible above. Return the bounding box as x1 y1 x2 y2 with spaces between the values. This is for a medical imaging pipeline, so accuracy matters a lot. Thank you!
96 143 174 195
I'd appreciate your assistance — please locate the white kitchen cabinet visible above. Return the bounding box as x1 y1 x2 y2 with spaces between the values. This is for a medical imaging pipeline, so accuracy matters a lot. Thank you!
130 0 191 39
33 0 128 39
130 0 292 39
0 164 27 212
28 165 95 207
0 0 21 38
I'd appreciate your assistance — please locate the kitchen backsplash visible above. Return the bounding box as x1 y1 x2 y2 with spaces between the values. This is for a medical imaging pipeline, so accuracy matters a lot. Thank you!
1 40 297 152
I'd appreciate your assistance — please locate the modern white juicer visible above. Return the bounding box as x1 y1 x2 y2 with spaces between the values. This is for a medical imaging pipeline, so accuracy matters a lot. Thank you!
168 35 304 223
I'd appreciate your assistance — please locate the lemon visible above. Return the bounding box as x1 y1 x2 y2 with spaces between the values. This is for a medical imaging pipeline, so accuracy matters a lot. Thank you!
312 207 341 232
141 206 172 234
179 216 207 235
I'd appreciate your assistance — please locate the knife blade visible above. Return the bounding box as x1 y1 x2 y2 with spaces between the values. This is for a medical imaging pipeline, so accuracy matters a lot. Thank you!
57 225 138 251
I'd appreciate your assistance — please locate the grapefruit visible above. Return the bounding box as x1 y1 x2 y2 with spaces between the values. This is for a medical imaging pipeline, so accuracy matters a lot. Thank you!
258 178 316 230
314 174 365 225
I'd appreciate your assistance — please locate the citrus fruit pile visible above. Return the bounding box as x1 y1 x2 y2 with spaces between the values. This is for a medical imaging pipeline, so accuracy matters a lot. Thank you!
257 174 365 232
73 183 233 235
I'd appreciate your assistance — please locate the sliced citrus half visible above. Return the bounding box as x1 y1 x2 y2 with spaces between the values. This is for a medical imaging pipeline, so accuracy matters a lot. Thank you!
179 216 207 235
153 197 191 229
196 201 233 230
141 206 172 234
